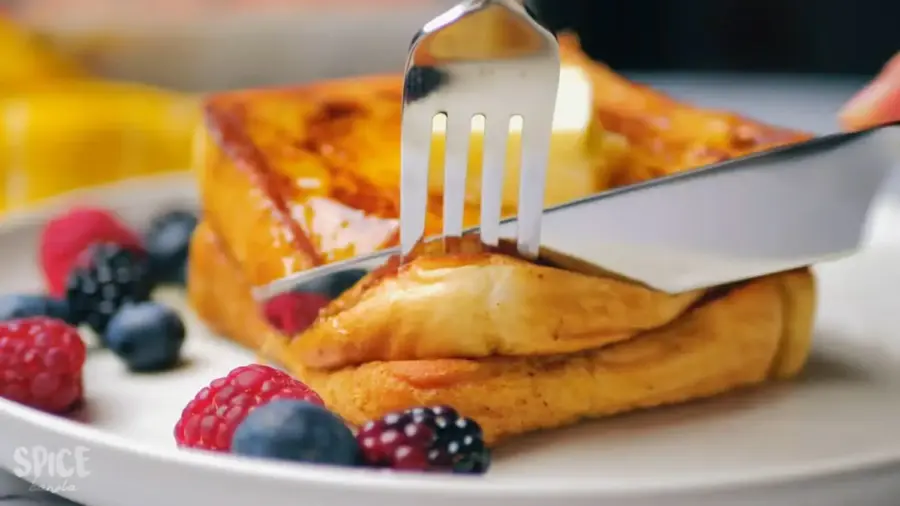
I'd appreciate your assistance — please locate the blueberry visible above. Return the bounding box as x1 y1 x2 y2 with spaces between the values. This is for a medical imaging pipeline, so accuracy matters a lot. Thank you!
145 210 198 285
324 269 369 299
232 400 359 467
104 302 185 372
0 294 71 323
404 66 447 102
303 268 369 299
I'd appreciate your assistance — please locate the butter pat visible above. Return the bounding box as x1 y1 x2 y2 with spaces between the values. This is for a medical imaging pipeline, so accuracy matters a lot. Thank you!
428 65 597 210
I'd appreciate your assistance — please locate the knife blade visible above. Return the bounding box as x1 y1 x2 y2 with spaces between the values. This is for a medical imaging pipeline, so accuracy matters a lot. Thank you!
252 121 900 302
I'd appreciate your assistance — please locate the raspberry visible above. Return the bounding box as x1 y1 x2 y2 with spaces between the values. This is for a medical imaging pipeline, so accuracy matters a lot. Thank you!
356 405 490 474
40 207 144 297
262 292 330 335
174 364 325 452
66 243 153 336
0 317 86 413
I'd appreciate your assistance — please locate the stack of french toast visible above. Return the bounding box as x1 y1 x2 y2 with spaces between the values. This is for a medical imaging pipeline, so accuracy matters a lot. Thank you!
188 35 817 445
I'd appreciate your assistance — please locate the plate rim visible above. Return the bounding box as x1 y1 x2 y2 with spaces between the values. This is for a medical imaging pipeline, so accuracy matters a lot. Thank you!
3 393 900 499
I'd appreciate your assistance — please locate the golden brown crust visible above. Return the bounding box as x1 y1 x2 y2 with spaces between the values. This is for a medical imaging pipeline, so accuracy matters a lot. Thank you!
767 269 817 379
301 278 788 444
556 36 809 186
196 33 812 289
188 222 816 445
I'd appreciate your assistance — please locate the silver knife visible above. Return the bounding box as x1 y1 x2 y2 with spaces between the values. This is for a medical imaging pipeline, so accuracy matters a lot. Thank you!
253 121 900 302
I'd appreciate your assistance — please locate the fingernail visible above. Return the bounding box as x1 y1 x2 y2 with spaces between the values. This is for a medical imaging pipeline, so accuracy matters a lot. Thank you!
839 52 900 129
841 78 892 120
840 75 898 129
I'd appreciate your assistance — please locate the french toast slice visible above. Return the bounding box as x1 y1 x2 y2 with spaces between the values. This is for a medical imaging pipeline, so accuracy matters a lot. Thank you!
189 34 816 444
189 223 815 444
292 235 707 368
195 34 809 288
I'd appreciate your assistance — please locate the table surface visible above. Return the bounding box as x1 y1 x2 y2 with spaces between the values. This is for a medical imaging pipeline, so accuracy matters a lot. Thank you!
0 74 884 506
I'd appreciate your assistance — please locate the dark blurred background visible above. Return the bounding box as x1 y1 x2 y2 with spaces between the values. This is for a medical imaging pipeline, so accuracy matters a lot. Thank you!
530 0 898 76
2 0 897 134
6 0 897 91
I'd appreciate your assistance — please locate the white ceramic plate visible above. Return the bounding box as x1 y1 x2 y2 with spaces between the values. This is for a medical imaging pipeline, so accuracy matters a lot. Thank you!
0 173 899 506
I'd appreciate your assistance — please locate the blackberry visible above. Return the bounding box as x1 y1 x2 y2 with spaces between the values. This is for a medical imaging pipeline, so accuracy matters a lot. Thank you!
356 405 490 474
65 243 153 337
403 66 446 103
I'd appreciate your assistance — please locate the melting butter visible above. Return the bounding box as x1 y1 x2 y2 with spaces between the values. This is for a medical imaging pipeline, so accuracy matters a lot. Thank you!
427 65 597 210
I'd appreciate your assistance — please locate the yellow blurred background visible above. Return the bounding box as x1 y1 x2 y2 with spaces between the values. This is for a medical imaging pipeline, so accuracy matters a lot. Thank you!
0 15 198 214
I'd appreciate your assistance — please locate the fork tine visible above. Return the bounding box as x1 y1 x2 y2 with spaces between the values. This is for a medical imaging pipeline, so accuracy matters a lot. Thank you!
516 109 556 258
480 114 511 247
400 109 434 255
401 0 559 258
442 112 473 239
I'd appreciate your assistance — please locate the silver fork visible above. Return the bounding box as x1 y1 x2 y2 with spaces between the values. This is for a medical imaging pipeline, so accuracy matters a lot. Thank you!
399 0 560 258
